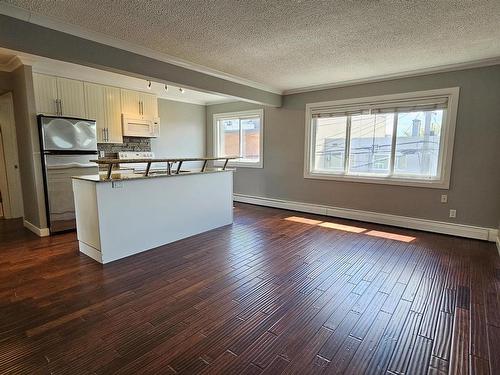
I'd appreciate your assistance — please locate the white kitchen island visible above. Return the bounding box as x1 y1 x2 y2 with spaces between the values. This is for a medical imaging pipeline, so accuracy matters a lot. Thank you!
72 168 233 264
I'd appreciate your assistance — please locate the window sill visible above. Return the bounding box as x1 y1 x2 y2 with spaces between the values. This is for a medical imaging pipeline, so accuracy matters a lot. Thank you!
304 171 449 189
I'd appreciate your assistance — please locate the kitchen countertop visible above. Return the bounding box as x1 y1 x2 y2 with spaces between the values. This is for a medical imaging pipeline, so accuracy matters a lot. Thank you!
72 168 233 182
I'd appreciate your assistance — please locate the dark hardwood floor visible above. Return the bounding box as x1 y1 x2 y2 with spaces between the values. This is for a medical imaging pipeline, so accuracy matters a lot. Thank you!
1 203 499 374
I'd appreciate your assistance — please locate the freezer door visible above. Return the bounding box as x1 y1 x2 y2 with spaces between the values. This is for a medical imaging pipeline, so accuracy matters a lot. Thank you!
40 116 97 152
44 154 98 233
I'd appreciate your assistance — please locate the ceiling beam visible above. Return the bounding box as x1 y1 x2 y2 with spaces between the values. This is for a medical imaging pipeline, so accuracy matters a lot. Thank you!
0 14 282 107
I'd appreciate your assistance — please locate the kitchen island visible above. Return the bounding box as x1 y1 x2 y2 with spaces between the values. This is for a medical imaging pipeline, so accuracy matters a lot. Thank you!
72 157 235 264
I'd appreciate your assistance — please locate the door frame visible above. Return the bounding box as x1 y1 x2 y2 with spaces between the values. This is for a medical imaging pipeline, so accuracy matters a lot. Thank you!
0 92 24 218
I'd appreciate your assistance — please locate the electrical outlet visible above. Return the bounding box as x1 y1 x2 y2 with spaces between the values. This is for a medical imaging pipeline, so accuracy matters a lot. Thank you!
99 150 105 158
441 194 448 203
112 181 123 189
449 209 456 218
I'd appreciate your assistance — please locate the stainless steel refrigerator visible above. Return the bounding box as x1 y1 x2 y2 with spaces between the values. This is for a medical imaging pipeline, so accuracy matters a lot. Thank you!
38 115 98 233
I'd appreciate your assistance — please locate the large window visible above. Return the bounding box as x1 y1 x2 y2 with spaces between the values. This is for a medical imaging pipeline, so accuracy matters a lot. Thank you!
305 88 459 188
213 109 264 168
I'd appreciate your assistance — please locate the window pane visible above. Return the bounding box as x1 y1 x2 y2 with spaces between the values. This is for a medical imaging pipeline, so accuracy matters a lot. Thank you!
218 119 240 157
312 116 347 172
241 117 260 163
348 114 394 174
394 110 443 178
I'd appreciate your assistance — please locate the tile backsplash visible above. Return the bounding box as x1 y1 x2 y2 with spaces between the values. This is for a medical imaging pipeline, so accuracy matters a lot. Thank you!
97 136 151 158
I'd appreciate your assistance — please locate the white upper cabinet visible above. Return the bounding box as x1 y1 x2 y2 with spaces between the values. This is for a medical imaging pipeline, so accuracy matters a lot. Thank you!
56 77 86 118
120 89 158 119
33 73 58 115
34 73 158 143
120 89 142 117
84 82 106 142
33 73 85 118
141 92 158 118
84 83 123 144
103 86 122 143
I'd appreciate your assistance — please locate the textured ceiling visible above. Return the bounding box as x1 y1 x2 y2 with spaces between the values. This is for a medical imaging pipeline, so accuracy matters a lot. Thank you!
4 0 500 91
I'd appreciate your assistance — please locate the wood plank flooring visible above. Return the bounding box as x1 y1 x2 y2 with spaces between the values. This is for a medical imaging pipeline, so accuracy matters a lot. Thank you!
0 203 499 374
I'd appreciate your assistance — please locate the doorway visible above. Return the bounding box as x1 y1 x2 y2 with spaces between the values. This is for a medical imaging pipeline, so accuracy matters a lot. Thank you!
0 92 23 219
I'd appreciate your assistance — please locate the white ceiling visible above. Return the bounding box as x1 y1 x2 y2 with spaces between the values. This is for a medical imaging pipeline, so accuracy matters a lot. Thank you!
2 0 500 92
0 48 233 105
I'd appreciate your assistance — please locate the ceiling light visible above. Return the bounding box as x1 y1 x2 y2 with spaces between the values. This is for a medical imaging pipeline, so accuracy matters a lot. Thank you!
179 88 185 94
147 80 152 90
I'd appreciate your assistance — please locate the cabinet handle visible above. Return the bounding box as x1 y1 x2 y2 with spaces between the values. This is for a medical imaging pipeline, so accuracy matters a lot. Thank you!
59 99 63 116
106 128 109 142
54 99 58 115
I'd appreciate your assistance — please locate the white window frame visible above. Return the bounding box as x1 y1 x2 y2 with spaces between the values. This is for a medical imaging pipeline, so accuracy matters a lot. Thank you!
304 87 460 189
213 109 264 168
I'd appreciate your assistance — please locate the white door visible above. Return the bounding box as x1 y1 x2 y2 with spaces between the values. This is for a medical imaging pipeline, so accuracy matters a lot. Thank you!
84 82 106 142
57 77 86 118
0 93 24 218
33 73 58 115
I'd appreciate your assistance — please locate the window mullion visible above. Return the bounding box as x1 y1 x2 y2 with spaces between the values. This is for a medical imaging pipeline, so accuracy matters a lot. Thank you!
238 118 243 158
344 115 351 174
389 114 398 176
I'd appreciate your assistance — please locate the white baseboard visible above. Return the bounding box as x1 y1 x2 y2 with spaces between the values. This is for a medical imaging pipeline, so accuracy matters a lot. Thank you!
234 193 498 242
23 219 50 237
79 241 103 263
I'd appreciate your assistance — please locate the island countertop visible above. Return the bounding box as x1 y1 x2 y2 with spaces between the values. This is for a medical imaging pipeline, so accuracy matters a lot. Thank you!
72 168 233 183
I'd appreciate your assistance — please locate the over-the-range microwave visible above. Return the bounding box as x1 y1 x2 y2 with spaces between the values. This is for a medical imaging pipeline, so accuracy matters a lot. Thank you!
122 114 160 138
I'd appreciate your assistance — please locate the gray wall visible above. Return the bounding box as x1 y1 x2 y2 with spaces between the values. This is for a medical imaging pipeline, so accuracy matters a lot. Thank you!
10 66 47 228
207 65 500 228
152 99 206 168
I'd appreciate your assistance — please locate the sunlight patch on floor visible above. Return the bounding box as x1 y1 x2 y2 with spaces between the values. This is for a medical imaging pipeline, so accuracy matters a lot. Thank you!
284 216 415 242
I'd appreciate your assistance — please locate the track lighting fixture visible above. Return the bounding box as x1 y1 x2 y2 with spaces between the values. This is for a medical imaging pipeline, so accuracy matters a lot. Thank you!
164 84 168 92
179 88 185 94
147 80 152 90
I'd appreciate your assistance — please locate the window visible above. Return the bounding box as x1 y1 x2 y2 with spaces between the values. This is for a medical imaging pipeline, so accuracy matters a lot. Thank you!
305 88 460 188
213 109 264 168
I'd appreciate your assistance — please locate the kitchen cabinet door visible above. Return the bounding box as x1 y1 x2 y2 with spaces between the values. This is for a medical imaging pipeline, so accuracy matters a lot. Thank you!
33 73 58 115
140 92 158 118
84 82 106 143
57 77 86 118
104 86 123 143
120 89 141 117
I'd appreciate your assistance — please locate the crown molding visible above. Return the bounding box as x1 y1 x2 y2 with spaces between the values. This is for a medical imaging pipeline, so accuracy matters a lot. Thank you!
283 57 500 95
0 2 282 95
0 55 22 72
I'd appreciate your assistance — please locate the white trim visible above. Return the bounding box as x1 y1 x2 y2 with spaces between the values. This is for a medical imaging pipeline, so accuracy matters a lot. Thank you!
284 57 500 95
496 235 500 257
0 2 281 95
23 219 50 237
213 109 264 169
304 88 459 189
0 55 22 72
79 241 103 263
234 193 498 242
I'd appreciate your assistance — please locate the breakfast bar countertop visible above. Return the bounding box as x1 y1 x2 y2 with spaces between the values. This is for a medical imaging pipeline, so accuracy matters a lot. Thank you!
73 168 233 182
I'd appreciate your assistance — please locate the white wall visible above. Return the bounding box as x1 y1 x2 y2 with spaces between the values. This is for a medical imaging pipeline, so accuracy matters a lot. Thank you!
151 99 206 169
